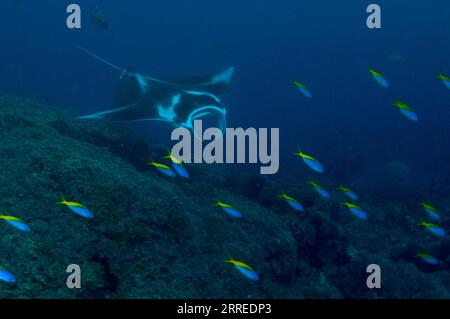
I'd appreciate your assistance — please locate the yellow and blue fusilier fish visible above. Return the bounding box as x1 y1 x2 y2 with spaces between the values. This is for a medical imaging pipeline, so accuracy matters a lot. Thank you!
148 159 176 177
421 202 440 221
278 192 304 212
368 68 389 88
418 221 447 238
336 186 359 201
342 202 368 220
0 267 16 284
58 194 94 218
215 201 242 218
293 146 324 173
416 253 439 265
225 258 259 281
164 153 189 178
293 81 312 98
393 100 418 122
436 73 450 89
307 180 330 200
0 215 31 232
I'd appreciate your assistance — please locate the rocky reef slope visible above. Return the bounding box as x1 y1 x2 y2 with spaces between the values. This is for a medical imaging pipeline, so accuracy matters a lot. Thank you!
0 97 449 298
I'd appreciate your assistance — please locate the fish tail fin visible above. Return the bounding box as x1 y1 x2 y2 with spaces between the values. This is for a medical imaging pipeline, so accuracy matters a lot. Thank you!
76 45 126 73
224 255 234 264
437 70 445 78
164 150 182 164
58 193 66 205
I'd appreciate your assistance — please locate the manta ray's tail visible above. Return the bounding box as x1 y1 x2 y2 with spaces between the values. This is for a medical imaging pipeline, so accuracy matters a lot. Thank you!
76 45 126 73
76 45 178 86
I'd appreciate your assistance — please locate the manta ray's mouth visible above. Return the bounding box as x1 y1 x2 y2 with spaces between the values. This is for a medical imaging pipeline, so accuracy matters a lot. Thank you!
181 105 227 132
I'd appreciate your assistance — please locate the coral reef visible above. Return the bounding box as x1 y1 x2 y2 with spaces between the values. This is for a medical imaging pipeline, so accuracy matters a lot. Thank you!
0 96 449 298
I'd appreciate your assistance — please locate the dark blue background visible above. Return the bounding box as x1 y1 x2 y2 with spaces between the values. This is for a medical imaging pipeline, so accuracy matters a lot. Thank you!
1 0 450 182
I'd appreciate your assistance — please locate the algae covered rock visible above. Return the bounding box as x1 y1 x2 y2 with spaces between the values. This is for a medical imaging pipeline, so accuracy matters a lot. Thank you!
0 97 302 298
1 96 450 299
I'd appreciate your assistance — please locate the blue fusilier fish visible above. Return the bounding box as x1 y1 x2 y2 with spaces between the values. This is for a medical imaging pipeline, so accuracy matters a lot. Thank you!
76 46 233 135
58 194 94 218
336 186 359 201
421 202 440 221
342 202 368 220
393 100 418 122
278 192 304 212
164 153 189 178
293 81 312 98
215 201 242 218
148 160 176 178
0 215 31 232
436 73 450 89
293 146 324 173
0 267 16 284
416 253 439 265
419 222 447 238
368 68 389 88
307 180 330 200
225 258 259 281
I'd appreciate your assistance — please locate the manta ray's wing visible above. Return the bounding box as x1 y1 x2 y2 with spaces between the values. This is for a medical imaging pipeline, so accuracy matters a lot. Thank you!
79 81 228 130
79 75 172 122
168 67 235 96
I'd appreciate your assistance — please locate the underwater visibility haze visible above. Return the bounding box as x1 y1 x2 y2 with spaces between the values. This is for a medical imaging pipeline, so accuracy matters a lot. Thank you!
1 0 450 298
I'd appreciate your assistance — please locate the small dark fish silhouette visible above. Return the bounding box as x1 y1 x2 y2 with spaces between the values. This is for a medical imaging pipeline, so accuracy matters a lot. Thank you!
90 8 109 29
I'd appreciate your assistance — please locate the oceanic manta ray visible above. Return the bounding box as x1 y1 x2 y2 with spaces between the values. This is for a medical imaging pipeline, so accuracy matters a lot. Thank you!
77 46 234 131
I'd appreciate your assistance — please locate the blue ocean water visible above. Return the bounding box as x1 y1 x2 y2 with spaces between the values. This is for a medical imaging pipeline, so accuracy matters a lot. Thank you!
2 1 450 178
1 0 450 298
